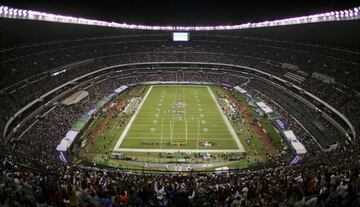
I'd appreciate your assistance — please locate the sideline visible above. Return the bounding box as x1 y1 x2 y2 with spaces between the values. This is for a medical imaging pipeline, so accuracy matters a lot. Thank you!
113 86 153 151
114 148 244 153
207 86 245 152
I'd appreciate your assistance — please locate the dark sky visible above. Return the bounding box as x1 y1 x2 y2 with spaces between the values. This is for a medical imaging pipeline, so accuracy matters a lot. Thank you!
1 0 359 26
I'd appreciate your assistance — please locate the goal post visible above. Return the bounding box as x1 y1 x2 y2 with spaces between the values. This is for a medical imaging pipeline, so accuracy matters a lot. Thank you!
185 119 188 144
170 119 173 144
169 118 188 146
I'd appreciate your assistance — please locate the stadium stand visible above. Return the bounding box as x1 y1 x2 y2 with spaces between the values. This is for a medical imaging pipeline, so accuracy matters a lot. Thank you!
0 7 360 206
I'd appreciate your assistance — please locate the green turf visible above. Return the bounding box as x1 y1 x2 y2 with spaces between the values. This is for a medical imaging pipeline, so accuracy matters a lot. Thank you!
78 85 288 171
117 85 240 150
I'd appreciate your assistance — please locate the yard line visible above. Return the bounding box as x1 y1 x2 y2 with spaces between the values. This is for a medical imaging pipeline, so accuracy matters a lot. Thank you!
126 125 228 128
113 86 153 151
197 119 200 152
185 119 188 144
207 86 245 152
127 133 233 135
114 85 245 153
183 87 187 144
113 148 243 153
123 137 238 140
161 118 163 149
170 118 173 143
131 117 225 119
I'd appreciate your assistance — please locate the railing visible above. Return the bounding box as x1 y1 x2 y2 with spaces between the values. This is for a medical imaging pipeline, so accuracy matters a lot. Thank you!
78 159 279 175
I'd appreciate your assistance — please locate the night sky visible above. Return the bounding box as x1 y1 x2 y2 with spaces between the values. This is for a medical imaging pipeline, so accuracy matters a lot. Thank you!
1 0 359 26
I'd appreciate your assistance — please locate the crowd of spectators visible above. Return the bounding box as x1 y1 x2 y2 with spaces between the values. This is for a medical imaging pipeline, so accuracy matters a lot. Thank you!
1 140 359 206
247 88 322 154
0 35 360 206
246 78 345 148
299 77 360 138
0 40 356 152
1 37 359 139
4 70 247 171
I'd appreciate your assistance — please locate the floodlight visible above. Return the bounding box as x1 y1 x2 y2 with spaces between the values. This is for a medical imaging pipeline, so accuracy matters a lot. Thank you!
0 4 359 30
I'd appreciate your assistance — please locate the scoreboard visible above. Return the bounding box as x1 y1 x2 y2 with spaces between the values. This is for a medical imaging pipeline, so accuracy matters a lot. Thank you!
173 32 189 41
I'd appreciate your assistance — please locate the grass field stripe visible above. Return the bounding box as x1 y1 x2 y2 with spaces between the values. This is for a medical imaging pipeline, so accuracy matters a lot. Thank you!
161 118 163 149
207 86 245 152
116 137 234 140
114 148 243 153
185 119 188 144
170 119 172 143
126 132 232 135
113 85 245 153
183 87 186 144
115 137 238 141
197 119 200 152
113 86 153 151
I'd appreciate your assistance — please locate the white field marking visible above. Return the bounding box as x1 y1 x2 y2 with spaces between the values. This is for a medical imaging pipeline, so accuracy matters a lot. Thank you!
135 111 219 114
183 87 187 144
129 117 224 119
125 129 229 132
154 95 201 98
122 137 236 140
170 118 173 143
113 86 153 151
114 86 245 153
139 110 218 112
133 116 221 118
134 119 220 121
126 132 230 135
137 108 214 110
113 148 243 153
161 118 164 149
197 119 200 151
207 86 245 152
185 119 188 144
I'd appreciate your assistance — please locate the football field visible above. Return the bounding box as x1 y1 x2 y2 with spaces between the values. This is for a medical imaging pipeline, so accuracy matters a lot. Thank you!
113 85 245 153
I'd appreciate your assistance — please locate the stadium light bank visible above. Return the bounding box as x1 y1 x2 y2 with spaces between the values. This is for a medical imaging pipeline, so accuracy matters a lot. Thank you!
0 5 359 31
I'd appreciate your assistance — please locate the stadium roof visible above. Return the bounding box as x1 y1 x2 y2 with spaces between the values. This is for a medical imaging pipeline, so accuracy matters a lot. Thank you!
1 3 359 31
1 0 359 26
